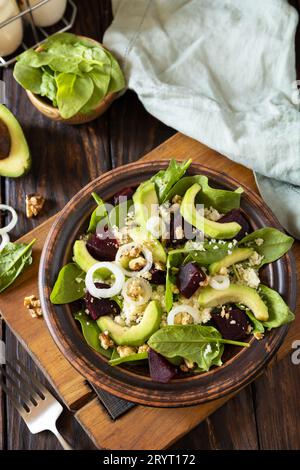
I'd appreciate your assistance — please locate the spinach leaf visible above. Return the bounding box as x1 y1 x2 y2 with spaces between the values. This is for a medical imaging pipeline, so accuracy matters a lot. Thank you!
109 351 148 366
165 250 185 312
50 263 85 304
56 73 94 119
17 49 52 68
13 63 43 94
87 192 107 233
74 311 111 358
151 159 192 203
105 50 126 93
243 308 265 334
165 175 243 212
239 228 294 267
40 71 57 105
259 285 295 329
108 199 133 229
148 325 248 372
80 65 111 114
0 240 35 293
184 241 232 265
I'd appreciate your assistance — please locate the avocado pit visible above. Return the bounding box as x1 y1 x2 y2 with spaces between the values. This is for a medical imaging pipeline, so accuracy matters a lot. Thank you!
0 118 11 160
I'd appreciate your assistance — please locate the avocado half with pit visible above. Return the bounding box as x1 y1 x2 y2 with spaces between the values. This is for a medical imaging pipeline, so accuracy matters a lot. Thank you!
198 284 268 321
0 104 31 177
97 300 162 347
180 183 241 239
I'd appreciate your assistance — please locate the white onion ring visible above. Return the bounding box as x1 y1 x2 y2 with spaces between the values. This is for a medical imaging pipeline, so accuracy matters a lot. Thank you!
167 305 201 325
85 262 125 299
0 204 18 235
146 215 165 239
115 242 153 278
209 275 230 290
0 233 10 251
122 278 152 306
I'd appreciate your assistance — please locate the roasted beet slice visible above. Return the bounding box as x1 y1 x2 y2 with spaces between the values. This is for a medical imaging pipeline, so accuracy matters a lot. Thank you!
148 349 177 383
84 283 121 320
113 187 134 206
218 209 250 241
86 233 118 261
150 267 166 285
211 305 250 340
176 262 206 298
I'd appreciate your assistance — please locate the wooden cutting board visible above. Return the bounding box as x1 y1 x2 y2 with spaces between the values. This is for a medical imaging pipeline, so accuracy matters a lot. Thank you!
0 133 299 450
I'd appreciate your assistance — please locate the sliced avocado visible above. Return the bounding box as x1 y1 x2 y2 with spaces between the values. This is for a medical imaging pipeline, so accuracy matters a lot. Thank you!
209 247 254 275
180 183 241 239
129 226 167 264
73 240 110 279
133 180 159 229
198 284 268 321
0 105 31 177
97 300 162 346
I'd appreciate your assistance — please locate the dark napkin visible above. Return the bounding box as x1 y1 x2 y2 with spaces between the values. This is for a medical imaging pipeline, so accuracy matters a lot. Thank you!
90 383 135 420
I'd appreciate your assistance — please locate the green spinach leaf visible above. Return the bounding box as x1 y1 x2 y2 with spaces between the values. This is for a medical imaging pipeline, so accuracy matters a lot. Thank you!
239 228 294 267
165 175 243 212
259 285 295 329
87 192 107 233
50 263 85 304
105 50 125 93
148 325 248 372
0 240 35 293
13 63 43 94
56 73 94 119
74 311 111 358
151 159 192 203
165 250 186 312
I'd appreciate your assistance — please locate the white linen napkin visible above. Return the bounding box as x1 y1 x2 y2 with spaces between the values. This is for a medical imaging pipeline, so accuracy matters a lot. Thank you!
104 0 300 238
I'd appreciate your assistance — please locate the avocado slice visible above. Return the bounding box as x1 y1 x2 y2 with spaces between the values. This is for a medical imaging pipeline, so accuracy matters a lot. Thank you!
209 247 254 275
97 300 162 346
133 180 159 229
180 183 241 239
73 240 110 279
198 284 268 321
129 226 167 264
0 105 31 177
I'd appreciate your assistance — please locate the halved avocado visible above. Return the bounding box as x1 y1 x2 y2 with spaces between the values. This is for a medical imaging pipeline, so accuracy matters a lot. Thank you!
97 300 162 347
133 180 159 229
180 183 241 239
0 104 31 177
198 284 268 321
73 240 110 279
209 247 254 275
129 226 167 264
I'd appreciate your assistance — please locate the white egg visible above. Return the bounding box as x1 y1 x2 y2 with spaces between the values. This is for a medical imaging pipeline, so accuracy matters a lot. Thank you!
20 0 67 27
0 0 23 57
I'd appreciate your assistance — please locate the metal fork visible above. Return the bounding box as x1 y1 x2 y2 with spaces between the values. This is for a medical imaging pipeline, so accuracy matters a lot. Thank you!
0 357 72 450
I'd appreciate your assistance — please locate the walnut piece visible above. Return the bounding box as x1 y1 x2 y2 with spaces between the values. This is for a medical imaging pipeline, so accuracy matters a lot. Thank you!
24 295 42 318
26 193 45 218
128 256 147 271
99 331 114 350
117 345 137 358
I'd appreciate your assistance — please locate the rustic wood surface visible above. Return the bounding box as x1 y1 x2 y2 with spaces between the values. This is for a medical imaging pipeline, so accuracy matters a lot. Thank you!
0 0 300 450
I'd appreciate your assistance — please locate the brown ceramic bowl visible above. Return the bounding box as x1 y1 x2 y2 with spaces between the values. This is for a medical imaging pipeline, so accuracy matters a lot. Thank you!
39 161 297 407
26 36 119 125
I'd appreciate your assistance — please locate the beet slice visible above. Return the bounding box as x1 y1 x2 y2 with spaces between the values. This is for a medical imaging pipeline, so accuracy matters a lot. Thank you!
113 187 134 206
218 209 250 241
176 262 206 298
150 267 166 285
211 305 250 340
84 283 121 320
86 233 118 261
148 349 177 383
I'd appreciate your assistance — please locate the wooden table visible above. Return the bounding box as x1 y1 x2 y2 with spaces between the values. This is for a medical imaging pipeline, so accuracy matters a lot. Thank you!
1 0 300 450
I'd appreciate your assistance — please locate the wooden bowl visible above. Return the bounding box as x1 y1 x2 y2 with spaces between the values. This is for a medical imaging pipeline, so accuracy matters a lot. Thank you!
26 37 119 125
39 161 297 407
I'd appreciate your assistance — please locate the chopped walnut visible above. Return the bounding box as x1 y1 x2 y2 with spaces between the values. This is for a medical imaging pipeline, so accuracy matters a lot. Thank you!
174 312 194 325
99 332 114 350
128 256 147 271
25 193 45 218
199 276 209 287
117 345 137 358
154 261 165 271
219 267 228 276
138 344 149 354
24 295 42 318
184 358 195 369
127 278 144 300
172 194 182 205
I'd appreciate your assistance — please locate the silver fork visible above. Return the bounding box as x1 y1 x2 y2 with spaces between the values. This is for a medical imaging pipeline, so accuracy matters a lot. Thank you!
0 357 72 450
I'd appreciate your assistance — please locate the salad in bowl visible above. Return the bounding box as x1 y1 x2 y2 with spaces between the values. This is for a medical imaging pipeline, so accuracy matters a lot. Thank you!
50 160 295 384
